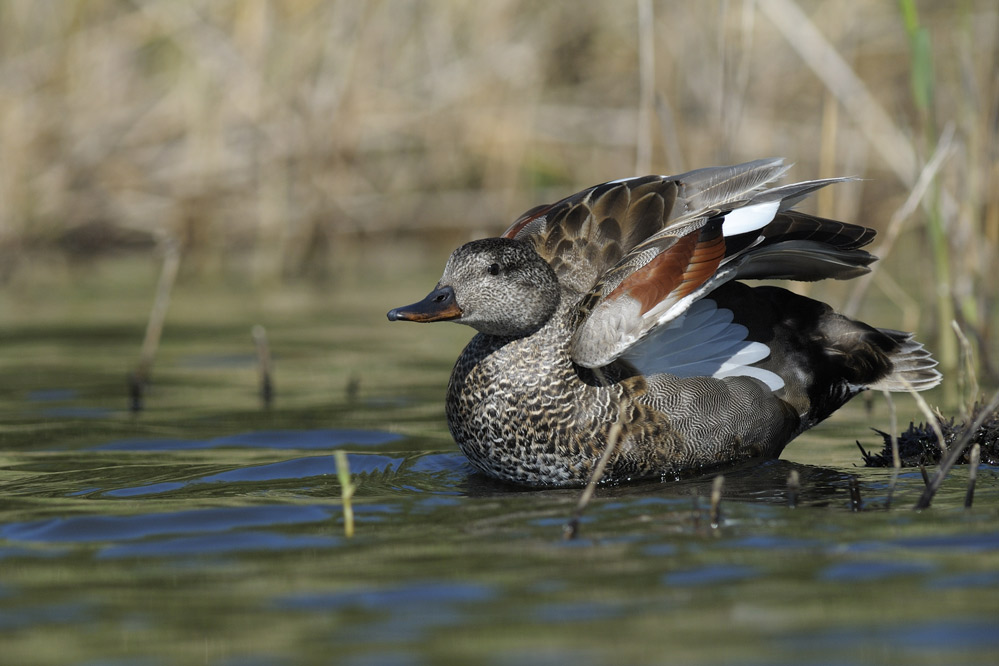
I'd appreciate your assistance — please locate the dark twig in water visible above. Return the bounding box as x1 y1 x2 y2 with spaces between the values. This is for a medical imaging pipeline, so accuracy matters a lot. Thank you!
919 464 930 487
252 325 274 408
564 419 622 541
849 476 862 512
786 470 800 509
710 475 724 528
914 389 999 510
129 238 181 412
965 443 981 509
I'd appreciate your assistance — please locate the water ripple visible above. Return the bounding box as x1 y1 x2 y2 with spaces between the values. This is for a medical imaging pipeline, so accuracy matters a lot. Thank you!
93 429 402 451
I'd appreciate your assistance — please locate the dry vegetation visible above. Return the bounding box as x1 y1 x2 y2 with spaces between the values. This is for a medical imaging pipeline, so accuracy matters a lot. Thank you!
1 0 996 383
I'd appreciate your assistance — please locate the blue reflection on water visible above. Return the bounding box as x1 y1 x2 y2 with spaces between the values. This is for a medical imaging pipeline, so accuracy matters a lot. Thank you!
662 564 757 586
277 581 494 646
927 570 999 589
277 581 494 611
1 505 333 544
26 389 79 402
780 619 999 653
0 601 95 631
99 530 339 558
101 453 404 497
93 429 402 451
819 560 934 582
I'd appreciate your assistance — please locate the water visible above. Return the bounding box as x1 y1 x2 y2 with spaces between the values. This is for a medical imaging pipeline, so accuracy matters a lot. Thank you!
1 252 997 665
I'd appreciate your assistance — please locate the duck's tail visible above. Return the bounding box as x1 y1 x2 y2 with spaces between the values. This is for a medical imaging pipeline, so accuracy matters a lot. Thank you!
867 329 942 392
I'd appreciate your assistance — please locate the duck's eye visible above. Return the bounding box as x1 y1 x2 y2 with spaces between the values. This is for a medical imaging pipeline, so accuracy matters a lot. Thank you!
487 263 501 276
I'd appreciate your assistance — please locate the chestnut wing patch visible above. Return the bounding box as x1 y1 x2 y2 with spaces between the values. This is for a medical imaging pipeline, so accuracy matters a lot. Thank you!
607 221 726 315
570 220 731 368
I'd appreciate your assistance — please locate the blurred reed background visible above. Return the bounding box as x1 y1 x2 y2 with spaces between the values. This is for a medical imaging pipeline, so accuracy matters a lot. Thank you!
1 0 996 389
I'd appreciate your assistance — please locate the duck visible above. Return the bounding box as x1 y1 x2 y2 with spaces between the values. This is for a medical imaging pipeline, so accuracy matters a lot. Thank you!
387 159 942 487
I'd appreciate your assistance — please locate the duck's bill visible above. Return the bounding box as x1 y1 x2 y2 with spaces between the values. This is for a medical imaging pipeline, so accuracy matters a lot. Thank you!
387 285 462 322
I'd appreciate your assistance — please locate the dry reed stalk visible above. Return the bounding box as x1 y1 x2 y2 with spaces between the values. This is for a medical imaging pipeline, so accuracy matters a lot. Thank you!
883 391 901 470
757 0 917 183
899 376 947 454
129 237 181 411
564 365 626 539
252 324 273 408
757 0 981 386
709 475 724 528
882 390 900 510
964 443 980 509
843 124 956 317
855 269 921 334
951 320 979 420
786 470 800 509
816 90 840 219
1 2 995 387
564 421 623 541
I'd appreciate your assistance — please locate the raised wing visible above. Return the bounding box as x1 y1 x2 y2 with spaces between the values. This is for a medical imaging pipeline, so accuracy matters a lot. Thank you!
506 161 875 369
502 158 790 298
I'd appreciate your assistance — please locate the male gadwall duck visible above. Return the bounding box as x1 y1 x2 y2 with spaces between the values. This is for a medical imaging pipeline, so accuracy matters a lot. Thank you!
388 159 941 487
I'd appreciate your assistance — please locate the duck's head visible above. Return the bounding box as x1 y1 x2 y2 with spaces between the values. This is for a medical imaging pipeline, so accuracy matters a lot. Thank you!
387 238 560 337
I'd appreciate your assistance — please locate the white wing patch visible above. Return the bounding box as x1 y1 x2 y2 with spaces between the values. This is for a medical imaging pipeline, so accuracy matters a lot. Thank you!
720 199 780 236
623 299 785 391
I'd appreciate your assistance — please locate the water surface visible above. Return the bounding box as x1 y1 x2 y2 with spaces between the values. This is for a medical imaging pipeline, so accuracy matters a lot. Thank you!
1 253 996 665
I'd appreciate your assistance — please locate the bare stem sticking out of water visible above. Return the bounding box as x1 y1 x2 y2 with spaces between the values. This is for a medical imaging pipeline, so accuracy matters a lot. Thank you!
252 325 274 408
346 374 361 402
787 470 800 509
882 391 901 469
965 444 981 509
899 376 947 453
849 477 863 512
710 475 724 528
129 238 181 412
334 450 357 538
564 420 623 541
883 390 900 509
951 320 979 420
915 389 999 510
887 467 900 512
843 125 955 317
